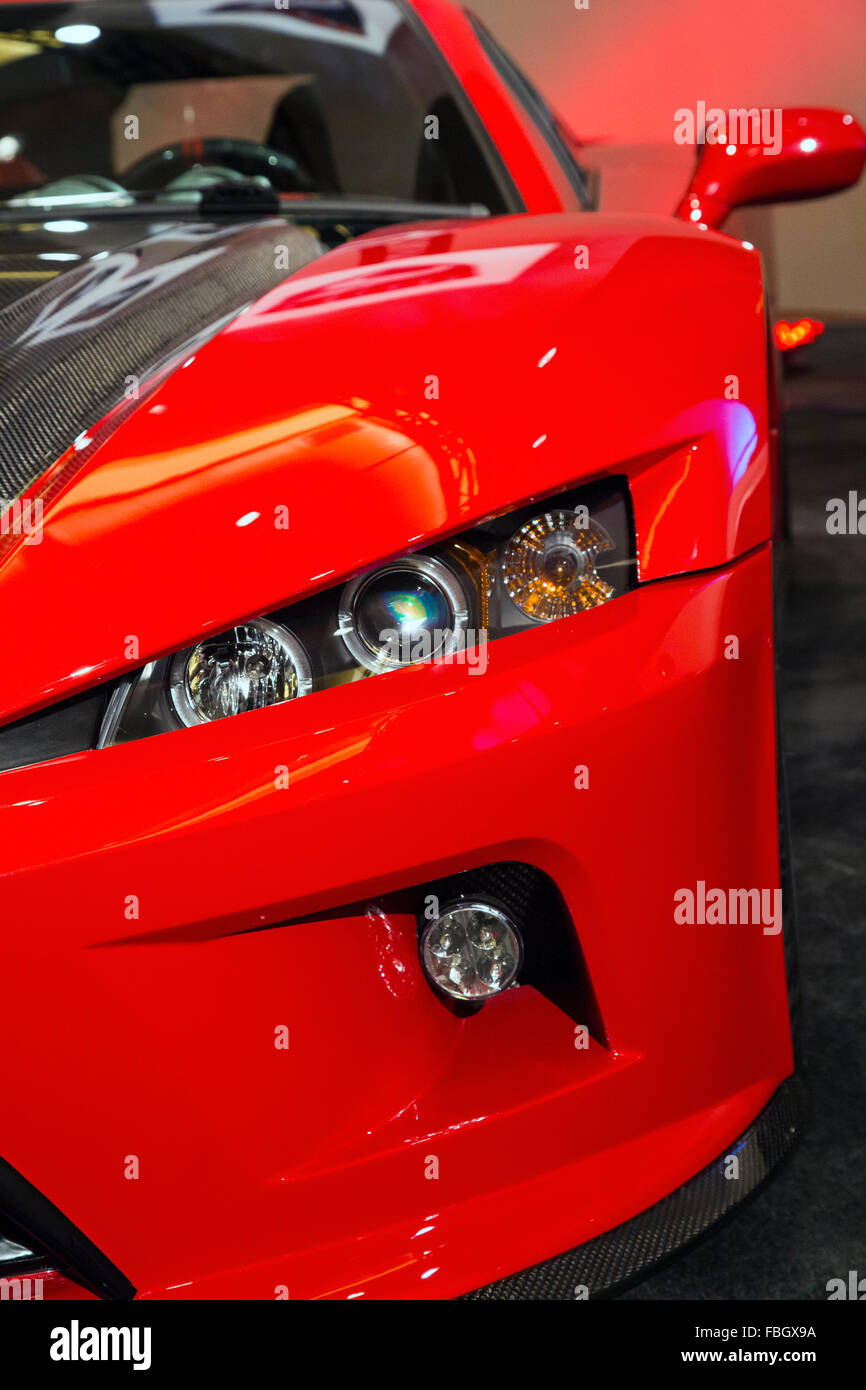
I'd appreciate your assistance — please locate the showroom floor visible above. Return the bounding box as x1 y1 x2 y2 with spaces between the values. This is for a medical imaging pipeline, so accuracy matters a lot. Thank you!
622 325 866 1300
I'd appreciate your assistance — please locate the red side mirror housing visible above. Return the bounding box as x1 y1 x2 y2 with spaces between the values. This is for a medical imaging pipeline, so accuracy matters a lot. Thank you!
675 108 866 229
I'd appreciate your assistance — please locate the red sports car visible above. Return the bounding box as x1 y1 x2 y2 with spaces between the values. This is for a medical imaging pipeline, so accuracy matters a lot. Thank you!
0 0 863 1302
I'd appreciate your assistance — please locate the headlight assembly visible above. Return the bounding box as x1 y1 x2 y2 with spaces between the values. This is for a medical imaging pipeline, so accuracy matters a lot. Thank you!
93 474 634 749
0 476 635 767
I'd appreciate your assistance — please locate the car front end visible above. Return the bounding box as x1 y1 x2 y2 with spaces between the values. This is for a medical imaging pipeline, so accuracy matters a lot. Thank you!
0 190 801 1297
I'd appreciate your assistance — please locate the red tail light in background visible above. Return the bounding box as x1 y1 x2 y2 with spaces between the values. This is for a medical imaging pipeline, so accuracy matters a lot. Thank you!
774 318 825 350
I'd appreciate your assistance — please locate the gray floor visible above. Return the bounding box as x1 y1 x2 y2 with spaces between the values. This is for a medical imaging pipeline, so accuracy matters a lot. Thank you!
622 326 866 1300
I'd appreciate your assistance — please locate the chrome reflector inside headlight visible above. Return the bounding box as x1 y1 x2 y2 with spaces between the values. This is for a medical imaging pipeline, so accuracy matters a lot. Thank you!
503 510 614 622
168 619 312 727
0 1232 38 1265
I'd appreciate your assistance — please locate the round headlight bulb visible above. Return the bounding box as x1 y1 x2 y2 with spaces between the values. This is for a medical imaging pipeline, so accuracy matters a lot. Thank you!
169 618 312 727
503 509 615 623
339 555 468 673
420 902 523 1001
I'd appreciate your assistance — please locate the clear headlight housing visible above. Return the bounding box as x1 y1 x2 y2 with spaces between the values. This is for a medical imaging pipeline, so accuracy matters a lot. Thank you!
338 554 471 674
97 476 636 747
168 620 312 728
504 511 615 621
0 1223 50 1276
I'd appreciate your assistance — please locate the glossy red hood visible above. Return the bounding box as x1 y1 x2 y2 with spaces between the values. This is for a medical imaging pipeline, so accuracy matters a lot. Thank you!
0 212 770 724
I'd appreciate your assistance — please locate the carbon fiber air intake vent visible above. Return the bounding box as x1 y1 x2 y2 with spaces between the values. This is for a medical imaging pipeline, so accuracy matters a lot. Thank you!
0 220 323 502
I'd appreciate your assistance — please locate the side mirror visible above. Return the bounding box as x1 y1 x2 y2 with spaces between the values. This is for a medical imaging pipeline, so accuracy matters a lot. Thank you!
675 108 866 229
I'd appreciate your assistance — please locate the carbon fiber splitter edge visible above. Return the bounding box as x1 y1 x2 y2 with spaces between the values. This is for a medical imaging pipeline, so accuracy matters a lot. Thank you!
461 1074 807 1300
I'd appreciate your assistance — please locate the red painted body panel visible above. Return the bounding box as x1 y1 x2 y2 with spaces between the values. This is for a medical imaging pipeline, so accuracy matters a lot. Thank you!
1 547 790 1299
0 0 802 1299
0 214 769 723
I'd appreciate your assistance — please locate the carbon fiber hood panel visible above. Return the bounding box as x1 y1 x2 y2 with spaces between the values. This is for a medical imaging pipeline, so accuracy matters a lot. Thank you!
0 218 323 502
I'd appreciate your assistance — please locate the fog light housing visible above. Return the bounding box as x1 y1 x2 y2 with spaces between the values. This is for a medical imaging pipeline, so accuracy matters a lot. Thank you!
420 901 523 1001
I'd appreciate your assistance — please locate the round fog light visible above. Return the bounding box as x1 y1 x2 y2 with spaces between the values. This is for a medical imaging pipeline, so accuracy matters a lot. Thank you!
421 902 523 1001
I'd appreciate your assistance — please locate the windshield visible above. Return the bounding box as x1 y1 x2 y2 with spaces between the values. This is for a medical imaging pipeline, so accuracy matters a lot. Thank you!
0 0 512 212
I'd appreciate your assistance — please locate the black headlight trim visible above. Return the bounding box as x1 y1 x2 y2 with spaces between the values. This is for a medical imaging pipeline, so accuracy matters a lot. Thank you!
0 1153 136 1300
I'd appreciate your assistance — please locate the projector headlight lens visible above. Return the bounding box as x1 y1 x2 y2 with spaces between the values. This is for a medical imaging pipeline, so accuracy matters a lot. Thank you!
339 555 468 672
168 618 312 726
421 902 523 1001
503 510 615 623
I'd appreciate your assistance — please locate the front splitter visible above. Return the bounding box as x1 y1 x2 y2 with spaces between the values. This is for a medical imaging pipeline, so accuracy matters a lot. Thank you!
462 1073 807 1300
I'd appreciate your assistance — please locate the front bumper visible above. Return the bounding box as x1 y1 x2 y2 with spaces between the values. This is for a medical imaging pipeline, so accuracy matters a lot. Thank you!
0 544 794 1299
464 1073 806 1299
